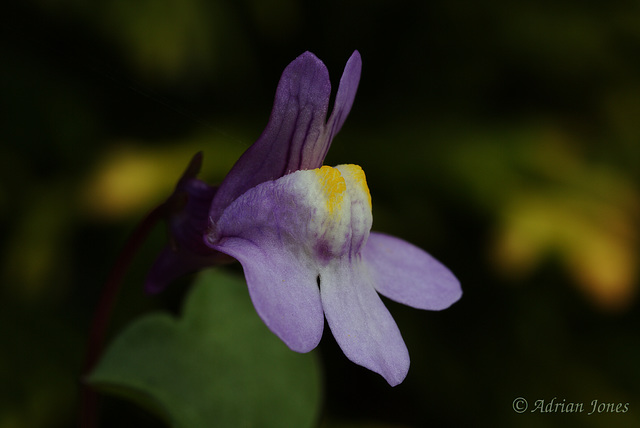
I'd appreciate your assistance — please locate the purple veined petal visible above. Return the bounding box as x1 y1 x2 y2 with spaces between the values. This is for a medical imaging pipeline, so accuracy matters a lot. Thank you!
209 51 363 221
320 259 410 386
210 236 324 353
362 232 462 310
209 52 332 221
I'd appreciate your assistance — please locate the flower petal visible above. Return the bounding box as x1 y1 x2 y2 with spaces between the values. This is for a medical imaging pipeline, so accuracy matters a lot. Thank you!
209 237 324 353
323 51 362 159
209 51 362 221
209 52 331 220
207 170 337 352
362 232 462 310
320 259 410 386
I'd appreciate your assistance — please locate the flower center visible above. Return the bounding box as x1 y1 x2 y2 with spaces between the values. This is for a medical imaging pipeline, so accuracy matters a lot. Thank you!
308 164 372 260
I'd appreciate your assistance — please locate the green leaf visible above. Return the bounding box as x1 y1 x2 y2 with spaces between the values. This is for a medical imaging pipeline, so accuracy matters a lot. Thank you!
88 269 322 428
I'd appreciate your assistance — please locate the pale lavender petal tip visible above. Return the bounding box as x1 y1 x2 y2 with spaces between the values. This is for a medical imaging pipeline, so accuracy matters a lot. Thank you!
363 232 462 310
320 261 410 386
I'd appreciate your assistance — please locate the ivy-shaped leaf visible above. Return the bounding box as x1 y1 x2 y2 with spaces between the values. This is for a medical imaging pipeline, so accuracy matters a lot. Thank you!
88 269 322 428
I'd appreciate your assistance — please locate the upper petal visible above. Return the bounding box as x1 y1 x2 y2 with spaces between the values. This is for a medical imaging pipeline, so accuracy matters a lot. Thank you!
322 51 362 161
209 51 362 221
320 259 410 386
362 232 462 310
209 52 331 220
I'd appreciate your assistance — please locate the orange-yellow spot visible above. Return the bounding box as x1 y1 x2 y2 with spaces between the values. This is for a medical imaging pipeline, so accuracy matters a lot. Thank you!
314 166 346 214
336 164 372 209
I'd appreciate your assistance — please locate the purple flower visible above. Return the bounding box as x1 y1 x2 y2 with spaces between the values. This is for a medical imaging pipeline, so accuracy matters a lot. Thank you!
146 51 462 386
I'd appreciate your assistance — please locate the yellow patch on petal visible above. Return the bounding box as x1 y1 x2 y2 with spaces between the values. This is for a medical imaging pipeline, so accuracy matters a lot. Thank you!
284 164 373 259
314 166 347 214
335 164 372 209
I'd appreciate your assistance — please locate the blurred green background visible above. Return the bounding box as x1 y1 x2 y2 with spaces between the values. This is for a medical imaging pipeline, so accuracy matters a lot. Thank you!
2 0 639 427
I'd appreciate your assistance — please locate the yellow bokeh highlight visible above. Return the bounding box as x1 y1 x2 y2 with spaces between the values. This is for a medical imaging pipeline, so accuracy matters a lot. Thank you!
472 127 640 312
80 132 246 220
492 188 638 312
81 145 193 219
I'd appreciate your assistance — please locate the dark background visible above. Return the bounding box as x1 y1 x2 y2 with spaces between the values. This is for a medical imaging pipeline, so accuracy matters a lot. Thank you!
2 1 639 427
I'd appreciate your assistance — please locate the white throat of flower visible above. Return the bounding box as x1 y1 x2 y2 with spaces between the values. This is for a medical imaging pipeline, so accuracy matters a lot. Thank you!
304 164 372 262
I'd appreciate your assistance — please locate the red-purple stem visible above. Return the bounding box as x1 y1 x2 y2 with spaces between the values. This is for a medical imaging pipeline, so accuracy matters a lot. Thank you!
79 203 167 428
